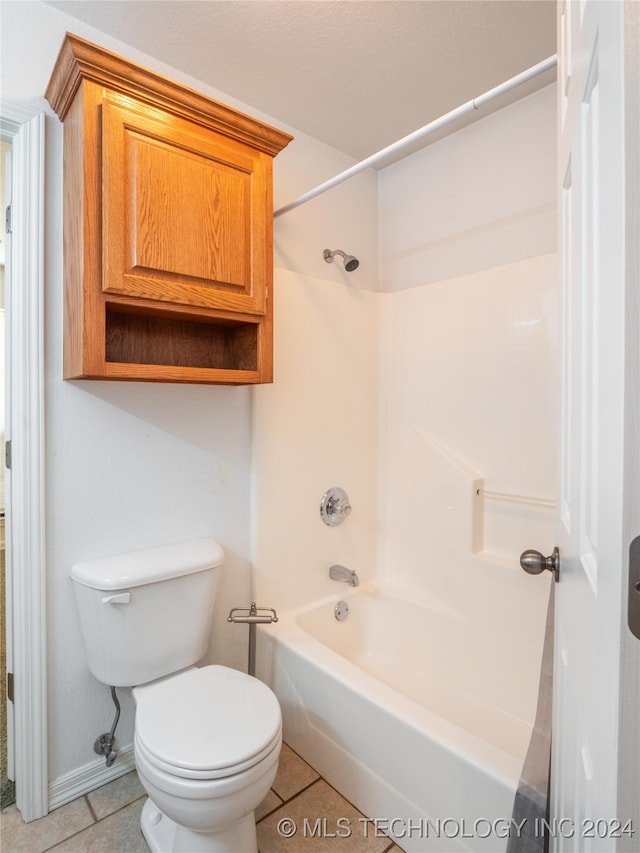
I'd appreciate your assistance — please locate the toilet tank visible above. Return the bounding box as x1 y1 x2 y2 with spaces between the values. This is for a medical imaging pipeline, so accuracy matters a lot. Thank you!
71 539 224 687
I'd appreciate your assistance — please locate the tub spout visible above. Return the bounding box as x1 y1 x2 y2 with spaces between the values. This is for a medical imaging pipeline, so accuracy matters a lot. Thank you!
329 565 359 586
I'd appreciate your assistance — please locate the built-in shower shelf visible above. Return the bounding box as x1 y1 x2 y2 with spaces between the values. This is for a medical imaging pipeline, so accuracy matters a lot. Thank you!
475 484 557 566
476 489 556 510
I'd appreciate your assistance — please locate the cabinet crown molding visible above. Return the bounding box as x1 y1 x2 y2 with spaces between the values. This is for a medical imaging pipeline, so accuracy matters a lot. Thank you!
45 32 293 157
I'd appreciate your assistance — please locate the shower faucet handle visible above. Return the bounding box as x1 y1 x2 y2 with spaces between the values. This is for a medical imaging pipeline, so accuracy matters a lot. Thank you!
320 487 352 526
329 494 351 515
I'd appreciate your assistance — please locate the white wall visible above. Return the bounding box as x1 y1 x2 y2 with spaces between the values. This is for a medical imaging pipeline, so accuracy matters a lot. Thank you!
255 81 381 618
1 0 378 800
378 86 557 617
379 85 557 291
252 269 379 614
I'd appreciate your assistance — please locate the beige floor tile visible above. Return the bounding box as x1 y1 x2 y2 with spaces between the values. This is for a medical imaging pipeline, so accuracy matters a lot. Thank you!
2 746 398 853
48 798 147 852
86 770 146 820
257 780 391 852
272 744 320 801
0 798 94 853
256 788 284 822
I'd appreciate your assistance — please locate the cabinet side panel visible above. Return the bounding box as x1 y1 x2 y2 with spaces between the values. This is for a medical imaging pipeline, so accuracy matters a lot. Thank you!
81 84 109 376
257 307 273 384
62 92 85 378
258 152 274 383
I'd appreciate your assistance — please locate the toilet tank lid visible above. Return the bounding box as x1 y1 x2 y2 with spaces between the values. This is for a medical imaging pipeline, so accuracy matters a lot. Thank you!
71 538 224 591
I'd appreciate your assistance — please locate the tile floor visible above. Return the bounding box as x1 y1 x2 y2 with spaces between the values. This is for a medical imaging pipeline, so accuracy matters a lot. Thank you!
1 743 402 852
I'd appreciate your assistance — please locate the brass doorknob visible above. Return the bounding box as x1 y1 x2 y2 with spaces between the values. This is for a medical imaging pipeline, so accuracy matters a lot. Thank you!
520 546 560 582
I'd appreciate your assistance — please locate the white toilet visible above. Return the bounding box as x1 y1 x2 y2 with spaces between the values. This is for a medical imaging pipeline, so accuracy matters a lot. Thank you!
70 539 281 853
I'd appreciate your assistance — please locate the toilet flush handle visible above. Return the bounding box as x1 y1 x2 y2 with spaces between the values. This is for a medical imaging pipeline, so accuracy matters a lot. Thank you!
101 592 131 605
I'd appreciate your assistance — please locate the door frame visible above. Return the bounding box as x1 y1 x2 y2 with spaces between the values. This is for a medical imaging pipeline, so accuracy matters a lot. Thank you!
619 0 640 841
0 99 47 822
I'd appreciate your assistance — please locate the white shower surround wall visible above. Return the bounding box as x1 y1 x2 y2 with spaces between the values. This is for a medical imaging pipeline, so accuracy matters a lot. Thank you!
256 84 557 844
258 84 557 610
381 251 559 588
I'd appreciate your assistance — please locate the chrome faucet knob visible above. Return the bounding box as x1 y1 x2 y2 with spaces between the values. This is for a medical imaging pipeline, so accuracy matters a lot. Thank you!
320 487 352 526
329 496 351 515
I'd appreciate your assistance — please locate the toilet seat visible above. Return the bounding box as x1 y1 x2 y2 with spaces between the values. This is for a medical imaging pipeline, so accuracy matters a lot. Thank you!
134 665 282 781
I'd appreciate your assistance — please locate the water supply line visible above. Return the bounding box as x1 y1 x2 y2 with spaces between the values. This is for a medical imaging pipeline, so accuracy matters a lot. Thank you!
94 686 120 767
227 603 278 676
273 54 557 218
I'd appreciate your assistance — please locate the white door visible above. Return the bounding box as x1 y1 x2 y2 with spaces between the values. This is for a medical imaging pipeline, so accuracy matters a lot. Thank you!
553 1 638 850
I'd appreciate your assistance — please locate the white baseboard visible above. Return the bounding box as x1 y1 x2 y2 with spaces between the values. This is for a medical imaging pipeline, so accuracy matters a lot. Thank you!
48 744 136 812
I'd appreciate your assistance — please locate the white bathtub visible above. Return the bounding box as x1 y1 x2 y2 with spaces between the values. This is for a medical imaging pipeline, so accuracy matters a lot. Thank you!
257 578 548 853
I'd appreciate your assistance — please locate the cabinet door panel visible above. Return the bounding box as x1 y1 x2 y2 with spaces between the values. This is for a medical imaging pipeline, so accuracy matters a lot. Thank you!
102 99 268 315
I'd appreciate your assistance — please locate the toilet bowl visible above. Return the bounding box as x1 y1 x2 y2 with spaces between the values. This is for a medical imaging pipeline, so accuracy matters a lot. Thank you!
70 539 282 853
132 665 282 852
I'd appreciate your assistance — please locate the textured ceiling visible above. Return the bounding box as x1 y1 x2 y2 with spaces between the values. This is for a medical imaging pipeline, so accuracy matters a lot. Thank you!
45 0 557 164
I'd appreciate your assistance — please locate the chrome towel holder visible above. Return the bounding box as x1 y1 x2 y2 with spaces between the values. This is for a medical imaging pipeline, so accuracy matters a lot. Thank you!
227 602 278 676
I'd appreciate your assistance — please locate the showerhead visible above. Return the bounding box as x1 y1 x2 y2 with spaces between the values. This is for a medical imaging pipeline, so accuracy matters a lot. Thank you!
323 248 359 272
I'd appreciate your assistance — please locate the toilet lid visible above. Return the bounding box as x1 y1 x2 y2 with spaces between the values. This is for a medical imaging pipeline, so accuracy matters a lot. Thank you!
134 666 281 779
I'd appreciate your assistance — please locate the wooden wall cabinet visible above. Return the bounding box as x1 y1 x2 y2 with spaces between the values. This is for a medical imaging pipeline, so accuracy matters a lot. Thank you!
46 34 292 384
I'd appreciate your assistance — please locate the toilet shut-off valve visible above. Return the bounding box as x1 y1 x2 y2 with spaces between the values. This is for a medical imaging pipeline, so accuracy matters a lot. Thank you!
94 685 121 767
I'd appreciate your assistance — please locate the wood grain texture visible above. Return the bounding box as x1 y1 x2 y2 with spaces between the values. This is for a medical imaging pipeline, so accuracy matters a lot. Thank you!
45 33 287 385
101 98 267 314
61 91 86 377
45 32 293 155
105 310 257 371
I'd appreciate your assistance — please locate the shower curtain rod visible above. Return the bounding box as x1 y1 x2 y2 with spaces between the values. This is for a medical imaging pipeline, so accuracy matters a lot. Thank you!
274 54 557 218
